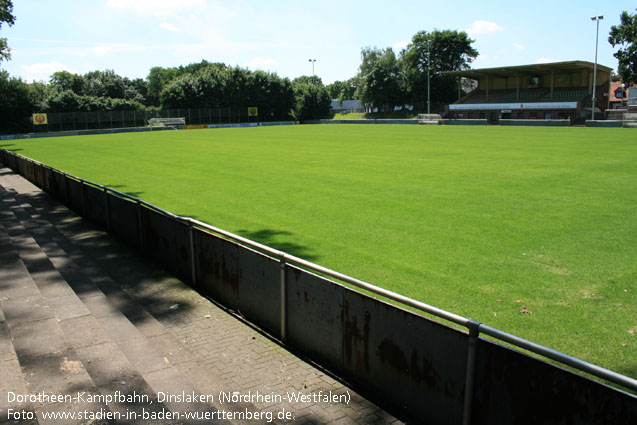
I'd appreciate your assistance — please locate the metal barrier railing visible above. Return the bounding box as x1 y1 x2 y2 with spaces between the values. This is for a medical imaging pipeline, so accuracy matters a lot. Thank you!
2 149 636 423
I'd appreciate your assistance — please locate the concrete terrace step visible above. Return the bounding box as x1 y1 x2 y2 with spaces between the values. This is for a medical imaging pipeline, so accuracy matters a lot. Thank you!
0 183 281 424
0 222 40 425
0 217 110 425
0 183 282 424
0 190 159 424
0 185 228 424
0 165 404 425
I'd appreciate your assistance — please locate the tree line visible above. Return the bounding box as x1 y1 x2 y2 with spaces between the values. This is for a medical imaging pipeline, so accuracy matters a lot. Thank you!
0 63 333 133
0 29 478 134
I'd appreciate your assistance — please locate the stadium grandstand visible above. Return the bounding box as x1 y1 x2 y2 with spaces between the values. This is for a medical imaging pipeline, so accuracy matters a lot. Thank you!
445 61 612 124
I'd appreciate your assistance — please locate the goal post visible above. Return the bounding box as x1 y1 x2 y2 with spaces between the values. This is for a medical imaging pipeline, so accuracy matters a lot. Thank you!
148 117 186 129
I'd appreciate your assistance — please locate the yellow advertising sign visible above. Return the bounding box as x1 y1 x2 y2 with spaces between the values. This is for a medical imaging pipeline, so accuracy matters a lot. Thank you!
32 113 48 125
248 107 258 117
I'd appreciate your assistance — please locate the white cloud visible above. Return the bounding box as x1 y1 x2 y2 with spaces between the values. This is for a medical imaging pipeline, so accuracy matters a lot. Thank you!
513 43 525 50
466 20 503 36
21 61 79 81
536 57 559 64
392 41 409 52
248 57 278 70
105 0 206 18
160 23 180 32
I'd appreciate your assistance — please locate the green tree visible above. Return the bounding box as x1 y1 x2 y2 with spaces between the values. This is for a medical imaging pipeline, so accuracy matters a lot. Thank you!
159 64 295 120
83 70 128 99
46 90 83 112
609 10 637 86
402 29 478 109
244 71 295 121
356 47 406 112
147 61 227 106
130 78 149 105
147 66 180 106
160 67 226 108
27 80 51 111
50 71 85 94
0 0 15 64
0 71 34 133
292 76 331 120
326 78 358 101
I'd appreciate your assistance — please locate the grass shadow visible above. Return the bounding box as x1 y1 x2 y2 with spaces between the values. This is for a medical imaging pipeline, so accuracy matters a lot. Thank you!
103 183 145 199
0 147 23 153
236 228 318 261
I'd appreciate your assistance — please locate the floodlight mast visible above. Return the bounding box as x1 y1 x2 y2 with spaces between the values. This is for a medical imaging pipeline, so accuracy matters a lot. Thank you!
591 15 603 121
308 59 316 78
308 59 317 118
427 40 431 115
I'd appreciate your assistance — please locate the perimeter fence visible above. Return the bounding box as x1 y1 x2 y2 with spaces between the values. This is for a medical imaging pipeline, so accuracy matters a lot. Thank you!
1 149 636 425
33 107 274 133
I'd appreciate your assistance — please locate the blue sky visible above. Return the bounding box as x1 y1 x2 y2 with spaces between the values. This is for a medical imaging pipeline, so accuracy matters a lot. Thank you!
1 1 635 84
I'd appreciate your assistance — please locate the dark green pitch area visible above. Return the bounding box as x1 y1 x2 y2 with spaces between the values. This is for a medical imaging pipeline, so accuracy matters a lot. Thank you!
5 125 636 376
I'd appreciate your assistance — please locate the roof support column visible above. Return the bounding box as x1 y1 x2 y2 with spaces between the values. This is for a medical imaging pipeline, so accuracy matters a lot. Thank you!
516 74 520 101
486 75 489 102
550 70 555 100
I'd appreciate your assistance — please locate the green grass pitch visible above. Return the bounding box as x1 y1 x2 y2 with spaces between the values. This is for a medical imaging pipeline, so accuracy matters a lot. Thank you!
4 125 636 377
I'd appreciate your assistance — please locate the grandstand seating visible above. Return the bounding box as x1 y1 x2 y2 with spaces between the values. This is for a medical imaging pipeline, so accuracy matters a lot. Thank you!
552 87 590 102
459 87 590 104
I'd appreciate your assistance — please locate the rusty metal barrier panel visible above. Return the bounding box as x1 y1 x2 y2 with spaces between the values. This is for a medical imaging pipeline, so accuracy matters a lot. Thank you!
285 265 345 368
33 163 43 188
236 246 281 336
284 263 468 424
42 166 52 193
139 206 192 284
142 207 179 275
341 286 467 424
107 193 140 249
25 160 35 184
66 177 84 215
191 226 282 335
174 219 192 284
194 229 240 311
18 156 27 179
83 183 108 228
50 169 68 204
470 337 637 424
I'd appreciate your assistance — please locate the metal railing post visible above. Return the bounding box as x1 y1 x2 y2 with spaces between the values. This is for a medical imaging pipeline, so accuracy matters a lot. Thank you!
80 179 86 217
62 172 70 204
189 220 196 286
137 200 144 250
462 319 481 425
104 187 111 232
279 253 287 341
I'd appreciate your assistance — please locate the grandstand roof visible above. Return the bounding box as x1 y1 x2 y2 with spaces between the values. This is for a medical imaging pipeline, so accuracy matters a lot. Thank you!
445 61 613 79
